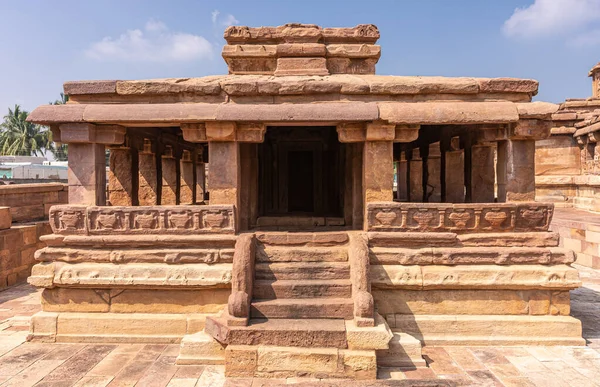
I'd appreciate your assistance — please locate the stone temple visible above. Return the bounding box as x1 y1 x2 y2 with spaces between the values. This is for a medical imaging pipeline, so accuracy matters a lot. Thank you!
25 24 583 379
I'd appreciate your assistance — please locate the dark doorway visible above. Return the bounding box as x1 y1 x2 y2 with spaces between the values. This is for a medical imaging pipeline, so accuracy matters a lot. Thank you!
258 126 345 219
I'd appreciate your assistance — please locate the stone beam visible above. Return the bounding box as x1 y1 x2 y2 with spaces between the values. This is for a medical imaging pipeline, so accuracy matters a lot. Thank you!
59 123 126 145
510 119 552 141
378 102 519 125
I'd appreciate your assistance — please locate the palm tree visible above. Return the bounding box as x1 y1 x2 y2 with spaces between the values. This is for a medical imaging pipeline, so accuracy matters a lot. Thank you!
47 93 69 161
50 93 69 105
0 105 50 156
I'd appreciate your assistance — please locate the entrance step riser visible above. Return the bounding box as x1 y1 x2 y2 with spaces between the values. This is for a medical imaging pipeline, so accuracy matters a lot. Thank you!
255 232 349 247
255 263 350 281
256 247 348 263
228 330 348 348
253 280 352 299
251 300 354 319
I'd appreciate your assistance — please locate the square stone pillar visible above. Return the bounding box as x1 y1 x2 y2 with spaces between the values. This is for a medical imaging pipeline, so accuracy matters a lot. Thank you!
67 143 106 205
138 139 158 206
445 149 465 203
209 141 240 208
505 140 535 202
409 148 423 202
363 140 394 203
470 144 495 203
180 150 194 205
161 146 178 205
108 147 133 206
496 141 507 202
397 154 408 202
195 151 206 204
426 142 442 203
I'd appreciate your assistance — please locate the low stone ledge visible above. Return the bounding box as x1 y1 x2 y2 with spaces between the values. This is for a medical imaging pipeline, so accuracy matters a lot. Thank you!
367 232 458 247
369 246 573 265
456 232 560 247
370 264 581 290
45 234 237 248
64 80 118 95
28 262 232 289
366 202 554 233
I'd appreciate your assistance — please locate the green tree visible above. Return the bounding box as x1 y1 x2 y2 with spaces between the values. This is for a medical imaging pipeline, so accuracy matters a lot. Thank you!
0 105 50 156
47 93 69 161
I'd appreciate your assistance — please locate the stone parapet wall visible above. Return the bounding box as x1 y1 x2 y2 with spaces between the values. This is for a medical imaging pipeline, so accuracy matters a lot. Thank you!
0 222 51 289
0 183 67 223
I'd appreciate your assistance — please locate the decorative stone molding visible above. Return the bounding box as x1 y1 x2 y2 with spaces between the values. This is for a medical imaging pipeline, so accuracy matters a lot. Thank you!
366 202 553 233
49 205 236 235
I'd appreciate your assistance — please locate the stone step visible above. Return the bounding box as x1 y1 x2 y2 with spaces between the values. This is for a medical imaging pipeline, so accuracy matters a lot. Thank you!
223 318 348 348
251 298 354 319
176 331 226 365
376 332 426 369
255 231 349 247
225 345 377 379
255 262 350 280
256 246 348 262
253 279 353 299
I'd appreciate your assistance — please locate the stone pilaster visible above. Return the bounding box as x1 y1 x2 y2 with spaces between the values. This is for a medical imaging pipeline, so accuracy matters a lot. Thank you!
179 150 194 205
161 145 178 205
195 151 206 204
138 139 158 206
207 123 240 213
445 149 465 203
108 147 133 206
470 144 495 203
396 153 408 202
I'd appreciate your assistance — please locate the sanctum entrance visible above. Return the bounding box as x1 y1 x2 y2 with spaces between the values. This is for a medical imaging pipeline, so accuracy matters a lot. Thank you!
257 126 346 227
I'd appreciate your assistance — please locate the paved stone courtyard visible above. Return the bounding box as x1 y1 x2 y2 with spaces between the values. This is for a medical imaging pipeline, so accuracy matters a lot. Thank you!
0 264 598 387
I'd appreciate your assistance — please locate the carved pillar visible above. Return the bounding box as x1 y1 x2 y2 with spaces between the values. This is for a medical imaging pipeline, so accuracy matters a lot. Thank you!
426 142 442 203
161 145 178 205
138 139 158 206
179 150 195 205
445 141 465 203
59 124 125 206
195 149 206 204
108 147 133 206
470 143 495 203
409 148 423 202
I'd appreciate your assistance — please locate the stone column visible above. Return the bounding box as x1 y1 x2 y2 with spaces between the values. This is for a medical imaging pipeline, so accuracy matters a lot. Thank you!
470 143 495 203
409 148 423 202
206 123 240 212
161 145 178 205
59 124 125 206
195 149 206 204
445 148 465 203
505 140 535 202
138 139 158 206
108 147 133 206
397 153 408 202
363 124 394 203
426 142 442 202
352 143 364 230
496 141 507 202
179 150 194 205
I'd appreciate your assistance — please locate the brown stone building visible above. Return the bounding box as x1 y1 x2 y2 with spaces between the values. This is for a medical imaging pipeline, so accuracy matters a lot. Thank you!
26 24 583 379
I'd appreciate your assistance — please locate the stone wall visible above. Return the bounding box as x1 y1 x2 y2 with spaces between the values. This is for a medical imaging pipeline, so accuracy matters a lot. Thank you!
0 183 68 290
0 183 68 222
551 208 600 269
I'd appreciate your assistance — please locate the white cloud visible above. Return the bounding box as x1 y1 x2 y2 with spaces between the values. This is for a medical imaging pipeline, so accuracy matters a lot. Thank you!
503 0 600 39
85 20 213 62
571 28 600 46
211 9 238 27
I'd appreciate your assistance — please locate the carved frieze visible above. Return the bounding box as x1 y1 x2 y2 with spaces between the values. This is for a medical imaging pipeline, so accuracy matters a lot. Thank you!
366 202 553 233
49 205 236 235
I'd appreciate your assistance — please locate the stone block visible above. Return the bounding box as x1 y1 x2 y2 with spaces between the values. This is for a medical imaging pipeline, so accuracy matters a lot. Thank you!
345 314 393 350
339 349 377 379
256 346 338 374
28 311 58 343
376 332 426 368
225 345 257 377
274 57 329 76
0 207 11 230
177 331 226 365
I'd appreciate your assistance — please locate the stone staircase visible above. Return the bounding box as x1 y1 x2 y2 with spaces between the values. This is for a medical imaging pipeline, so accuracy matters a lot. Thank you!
178 231 426 379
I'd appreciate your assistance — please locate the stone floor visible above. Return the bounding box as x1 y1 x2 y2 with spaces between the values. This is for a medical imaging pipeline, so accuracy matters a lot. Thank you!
0 265 599 387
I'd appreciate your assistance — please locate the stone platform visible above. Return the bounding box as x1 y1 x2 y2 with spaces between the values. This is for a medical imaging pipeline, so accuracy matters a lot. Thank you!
552 208 600 269
0 264 599 386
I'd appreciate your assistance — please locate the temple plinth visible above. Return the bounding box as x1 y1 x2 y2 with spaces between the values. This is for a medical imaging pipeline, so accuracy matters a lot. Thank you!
26 23 583 380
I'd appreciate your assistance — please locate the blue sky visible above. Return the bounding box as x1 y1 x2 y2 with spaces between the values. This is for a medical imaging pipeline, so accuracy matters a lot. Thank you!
1 0 600 112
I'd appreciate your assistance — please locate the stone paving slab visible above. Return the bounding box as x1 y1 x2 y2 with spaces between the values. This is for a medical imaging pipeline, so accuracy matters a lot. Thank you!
0 264 599 386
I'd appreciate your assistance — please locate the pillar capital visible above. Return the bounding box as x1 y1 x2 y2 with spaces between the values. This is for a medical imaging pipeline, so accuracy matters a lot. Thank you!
181 122 265 143
58 123 126 145
509 119 552 140
337 123 365 143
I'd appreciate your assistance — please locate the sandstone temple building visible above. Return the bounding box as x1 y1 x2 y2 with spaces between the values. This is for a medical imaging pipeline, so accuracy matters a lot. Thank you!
25 24 583 379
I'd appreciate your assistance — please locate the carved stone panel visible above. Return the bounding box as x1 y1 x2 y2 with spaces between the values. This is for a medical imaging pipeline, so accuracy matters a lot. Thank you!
50 206 88 235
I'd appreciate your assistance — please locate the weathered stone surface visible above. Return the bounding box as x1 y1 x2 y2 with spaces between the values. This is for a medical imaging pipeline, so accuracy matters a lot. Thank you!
376 332 426 368
345 314 392 350
64 80 118 95
478 78 539 95
379 101 519 125
517 102 558 119
274 57 329 76
251 298 353 319
177 331 225 365
0 206 11 230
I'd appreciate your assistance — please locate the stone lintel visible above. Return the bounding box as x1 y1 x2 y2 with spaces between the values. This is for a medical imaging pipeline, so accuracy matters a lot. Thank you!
510 119 552 140
59 123 126 145
394 125 420 143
